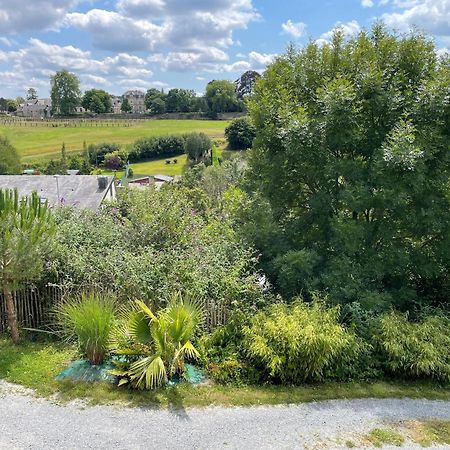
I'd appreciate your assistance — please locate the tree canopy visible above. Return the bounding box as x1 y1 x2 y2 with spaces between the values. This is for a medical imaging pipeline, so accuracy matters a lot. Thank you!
206 80 241 114
247 24 450 311
82 89 112 114
50 70 81 116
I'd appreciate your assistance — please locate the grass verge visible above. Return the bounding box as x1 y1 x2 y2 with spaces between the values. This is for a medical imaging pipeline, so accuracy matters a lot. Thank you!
1 338 449 409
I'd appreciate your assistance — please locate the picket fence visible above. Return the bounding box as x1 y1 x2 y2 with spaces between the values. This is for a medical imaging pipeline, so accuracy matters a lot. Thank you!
0 284 229 333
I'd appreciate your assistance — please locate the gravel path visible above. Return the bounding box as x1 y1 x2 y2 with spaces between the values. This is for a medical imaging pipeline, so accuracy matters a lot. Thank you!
0 381 449 450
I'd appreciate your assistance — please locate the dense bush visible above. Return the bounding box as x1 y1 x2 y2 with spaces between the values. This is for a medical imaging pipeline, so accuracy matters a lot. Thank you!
128 135 185 162
377 312 450 381
225 117 256 150
49 187 265 309
0 136 21 174
184 132 211 162
56 292 116 365
243 299 362 383
88 142 121 165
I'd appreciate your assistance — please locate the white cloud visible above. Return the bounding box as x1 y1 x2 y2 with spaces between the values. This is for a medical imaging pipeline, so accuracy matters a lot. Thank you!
382 0 450 38
248 51 277 67
65 9 165 52
361 0 375 7
318 20 362 44
0 0 78 34
0 38 13 47
0 38 158 96
282 19 307 39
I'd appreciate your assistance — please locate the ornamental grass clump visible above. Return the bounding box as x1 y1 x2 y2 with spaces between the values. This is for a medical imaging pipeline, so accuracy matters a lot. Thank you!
377 312 450 381
56 292 116 365
243 299 361 383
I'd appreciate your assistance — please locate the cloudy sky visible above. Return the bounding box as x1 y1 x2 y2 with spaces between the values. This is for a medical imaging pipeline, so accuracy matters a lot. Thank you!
0 0 449 98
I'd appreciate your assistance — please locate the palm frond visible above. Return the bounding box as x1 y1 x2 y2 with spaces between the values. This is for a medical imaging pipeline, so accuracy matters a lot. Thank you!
128 355 167 390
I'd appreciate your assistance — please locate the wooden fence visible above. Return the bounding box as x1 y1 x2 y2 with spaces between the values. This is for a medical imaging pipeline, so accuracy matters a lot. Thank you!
0 284 229 333
0 284 67 334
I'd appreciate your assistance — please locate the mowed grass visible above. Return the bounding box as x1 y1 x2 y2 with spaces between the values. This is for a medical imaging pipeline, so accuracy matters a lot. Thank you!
0 120 229 163
1 338 450 409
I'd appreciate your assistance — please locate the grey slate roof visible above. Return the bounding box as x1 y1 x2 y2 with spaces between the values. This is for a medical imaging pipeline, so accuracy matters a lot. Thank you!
0 175 115 210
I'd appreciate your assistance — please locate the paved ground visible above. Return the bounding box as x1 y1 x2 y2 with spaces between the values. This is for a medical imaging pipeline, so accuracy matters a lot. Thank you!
0 382 449 449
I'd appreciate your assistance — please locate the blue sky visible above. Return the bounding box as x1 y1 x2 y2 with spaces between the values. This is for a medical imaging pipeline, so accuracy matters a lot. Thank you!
0 0 449 98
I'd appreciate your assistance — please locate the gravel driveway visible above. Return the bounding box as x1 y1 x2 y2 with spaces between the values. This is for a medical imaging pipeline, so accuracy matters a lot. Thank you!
0 381 449 449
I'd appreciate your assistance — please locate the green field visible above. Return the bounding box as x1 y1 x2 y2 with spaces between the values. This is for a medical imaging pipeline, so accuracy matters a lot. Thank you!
0 120 228 163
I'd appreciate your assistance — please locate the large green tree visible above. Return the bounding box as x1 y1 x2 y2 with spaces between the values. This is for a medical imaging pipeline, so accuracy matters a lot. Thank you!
0 137 21 174
165 89 197 113
82 89 112 114
205 80 241 114
50 70 81 116
0 190 54 343
248 25 450 311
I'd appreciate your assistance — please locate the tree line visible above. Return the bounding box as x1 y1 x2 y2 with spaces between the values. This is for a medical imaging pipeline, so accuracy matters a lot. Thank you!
0 70 261 117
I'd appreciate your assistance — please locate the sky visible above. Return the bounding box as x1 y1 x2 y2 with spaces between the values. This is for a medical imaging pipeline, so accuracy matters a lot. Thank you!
0 0 449 98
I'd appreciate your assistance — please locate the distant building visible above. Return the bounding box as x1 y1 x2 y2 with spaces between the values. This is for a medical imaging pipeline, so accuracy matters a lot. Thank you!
17 99 52 118
111 96 122 114
123 90 146 114
0 175 116 210
128 175 174 190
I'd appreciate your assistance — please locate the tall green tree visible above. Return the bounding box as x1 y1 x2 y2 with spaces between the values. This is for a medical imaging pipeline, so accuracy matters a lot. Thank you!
205 80 240 114
0 190 55 344
50 70 81 116
121 97 132 113
0 137 21 174
166 89 197 113
185 132 211 163
82 89 112 114
248 24 450 310
145 88 167 113
26 88 38 101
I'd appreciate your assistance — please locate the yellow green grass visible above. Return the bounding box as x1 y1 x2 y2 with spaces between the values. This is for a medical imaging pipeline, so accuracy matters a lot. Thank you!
0 120 228 163
1 338 449 409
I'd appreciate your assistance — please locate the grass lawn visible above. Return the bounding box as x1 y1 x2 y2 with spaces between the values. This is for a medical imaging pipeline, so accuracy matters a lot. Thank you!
1 338 449 409
0 120 228 163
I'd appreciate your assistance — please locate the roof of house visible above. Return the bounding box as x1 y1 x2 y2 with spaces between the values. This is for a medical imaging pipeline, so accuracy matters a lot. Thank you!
0 175 115 210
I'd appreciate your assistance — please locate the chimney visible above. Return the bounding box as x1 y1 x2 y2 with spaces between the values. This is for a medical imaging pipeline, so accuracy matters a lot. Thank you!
97 176 108 190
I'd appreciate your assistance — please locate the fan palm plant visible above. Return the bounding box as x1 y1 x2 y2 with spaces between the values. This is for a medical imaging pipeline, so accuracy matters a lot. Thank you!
110 292 203 389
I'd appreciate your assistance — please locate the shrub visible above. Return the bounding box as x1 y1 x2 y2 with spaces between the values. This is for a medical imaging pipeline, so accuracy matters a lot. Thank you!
104 151 124 170
56 292 116 365
225 117 256 150
129 135 185 162
88 142 121 165
110 293 203 389
0 136 21 174
185 132 211 162
377 312 450 381
243 299 362 383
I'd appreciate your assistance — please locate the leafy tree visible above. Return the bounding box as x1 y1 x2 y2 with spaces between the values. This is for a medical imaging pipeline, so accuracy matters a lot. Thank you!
0 137 21 174
144 88 167 113
166 89 197 113
185 132 211 162
121 97 132 113
235 70 261 99
205 80 240 114
82 89 112 114
225 117 256 149
248 24 450 310
6 100 17 112
0 189 54 344
50 70 81 116
26 88 38 100
0 98 8 112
